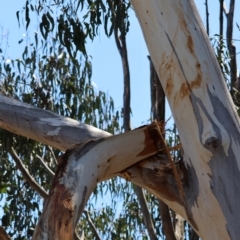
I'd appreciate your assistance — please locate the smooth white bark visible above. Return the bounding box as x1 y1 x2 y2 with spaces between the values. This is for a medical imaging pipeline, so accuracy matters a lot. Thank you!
131 0 240 239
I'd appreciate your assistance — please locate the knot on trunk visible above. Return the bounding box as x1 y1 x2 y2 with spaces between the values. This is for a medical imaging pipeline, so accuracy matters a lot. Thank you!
204 137 219 148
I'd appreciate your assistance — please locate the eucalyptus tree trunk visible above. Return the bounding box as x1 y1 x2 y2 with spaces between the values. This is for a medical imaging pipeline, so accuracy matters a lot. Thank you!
130 0 240 239
1 0 240 239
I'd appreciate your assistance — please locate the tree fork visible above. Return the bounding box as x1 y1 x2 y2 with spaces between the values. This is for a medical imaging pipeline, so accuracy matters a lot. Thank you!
32 122 165 239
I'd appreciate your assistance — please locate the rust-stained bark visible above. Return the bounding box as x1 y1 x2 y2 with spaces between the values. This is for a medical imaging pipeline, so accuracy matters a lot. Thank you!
0 93 189 237
3 1 240 238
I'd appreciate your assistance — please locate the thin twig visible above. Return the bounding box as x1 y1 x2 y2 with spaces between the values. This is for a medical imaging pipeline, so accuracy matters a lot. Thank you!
46 145 58 166
36 155 55 177
10 148 48 199
83 210 101 240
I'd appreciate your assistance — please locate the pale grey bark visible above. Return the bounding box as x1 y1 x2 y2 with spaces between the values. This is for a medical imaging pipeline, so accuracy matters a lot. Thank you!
2 0 240 238
0 94 111 151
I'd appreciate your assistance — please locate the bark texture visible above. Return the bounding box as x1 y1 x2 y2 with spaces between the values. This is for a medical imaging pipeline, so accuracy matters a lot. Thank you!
130 0 240 239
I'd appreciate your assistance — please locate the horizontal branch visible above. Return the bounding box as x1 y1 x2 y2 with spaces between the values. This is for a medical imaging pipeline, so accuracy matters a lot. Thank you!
0 94 111 151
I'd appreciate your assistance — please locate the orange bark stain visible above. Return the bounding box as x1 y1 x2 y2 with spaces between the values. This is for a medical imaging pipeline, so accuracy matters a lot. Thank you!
137 123 160 157
190 62 202 89
160 58 174 97
187 35 194 54
179 82 189 99
190 72 202 89
166 77 174 96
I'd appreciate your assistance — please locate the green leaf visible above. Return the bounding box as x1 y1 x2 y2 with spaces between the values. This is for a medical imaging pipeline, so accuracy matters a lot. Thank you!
46 12 54 31
16 11 20 27
25 1 30 30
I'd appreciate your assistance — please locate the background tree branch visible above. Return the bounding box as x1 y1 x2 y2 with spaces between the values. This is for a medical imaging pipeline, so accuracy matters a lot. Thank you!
10 148 48 199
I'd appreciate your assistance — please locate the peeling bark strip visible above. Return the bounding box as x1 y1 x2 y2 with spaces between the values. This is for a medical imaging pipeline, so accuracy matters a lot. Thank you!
131 0 240 239
33 123 164 239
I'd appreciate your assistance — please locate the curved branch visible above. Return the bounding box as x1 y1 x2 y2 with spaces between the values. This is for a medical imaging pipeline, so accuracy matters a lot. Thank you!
10 148 48 199
83 210 101 240
46 145 58 166
32 122 165 239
